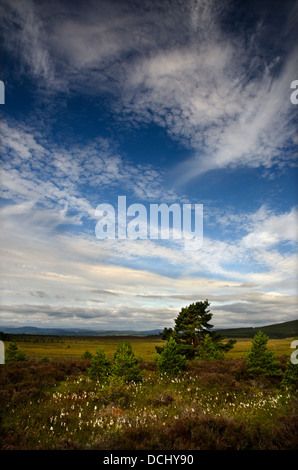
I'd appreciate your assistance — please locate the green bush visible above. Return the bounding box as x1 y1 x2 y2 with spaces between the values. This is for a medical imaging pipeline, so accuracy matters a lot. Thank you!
88 346 111 383
281 359 298 389
5 342 27 363
81 350 93 360
157 336 187 376
38 355 49 363
247 331 282 377
112 341 142 383
196 334 225 360
99 376 132 408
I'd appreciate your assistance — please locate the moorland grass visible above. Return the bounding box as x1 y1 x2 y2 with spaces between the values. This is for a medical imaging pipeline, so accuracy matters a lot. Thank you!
0 356 297 450
2 336 295 361
2 336 165 361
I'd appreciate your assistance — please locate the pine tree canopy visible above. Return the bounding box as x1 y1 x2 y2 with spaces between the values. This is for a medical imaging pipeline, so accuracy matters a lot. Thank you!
173 300 214 348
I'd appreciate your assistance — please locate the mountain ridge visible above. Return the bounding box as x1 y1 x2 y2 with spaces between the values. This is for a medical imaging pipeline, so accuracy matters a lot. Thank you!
0 325 162 337
0 319 297 339
216 319 298 339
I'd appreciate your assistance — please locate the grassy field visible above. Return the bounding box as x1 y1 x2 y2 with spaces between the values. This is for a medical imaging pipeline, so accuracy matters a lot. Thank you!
225 337 296 359
3 335 296 361
3 335 165 361
1 334 297 450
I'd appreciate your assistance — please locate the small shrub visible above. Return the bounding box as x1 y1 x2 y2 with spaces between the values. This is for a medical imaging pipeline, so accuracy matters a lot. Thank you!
112 341 142 383
104 376 131 408
5 342 27 363
38 355 49 363
281 359 298 390
156 336 187 376
196 334 225 360
88 347 111 383
81 350 93 360
247 331 282 377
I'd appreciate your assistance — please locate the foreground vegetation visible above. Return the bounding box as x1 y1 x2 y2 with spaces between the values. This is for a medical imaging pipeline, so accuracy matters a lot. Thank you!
1 300 297 451
0 351 297 450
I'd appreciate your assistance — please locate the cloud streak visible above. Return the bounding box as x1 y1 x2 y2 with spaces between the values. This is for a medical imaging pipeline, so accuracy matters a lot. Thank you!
1 0 297 182
1 194 297 329
0 119 179 228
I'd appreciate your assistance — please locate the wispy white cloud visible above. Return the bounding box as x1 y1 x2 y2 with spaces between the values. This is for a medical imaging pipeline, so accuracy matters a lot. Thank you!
0 119 179 224
242 206 298 249
0 187 297 328
0 0 58 87
123 30 297 182
2 0 297 180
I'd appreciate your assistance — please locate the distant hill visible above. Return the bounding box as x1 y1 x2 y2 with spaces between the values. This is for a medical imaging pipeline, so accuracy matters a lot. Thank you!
216 319 298 339
0 326 163 337
0 320 297 339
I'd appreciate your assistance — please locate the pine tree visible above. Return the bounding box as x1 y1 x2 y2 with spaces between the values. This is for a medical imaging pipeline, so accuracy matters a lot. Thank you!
88 346 111 383
159 300 235 359
281 359 298 389
112 341 142 383
82 350 93 360
247 331 282 377
174 300 213 348
195 334 225 360
6 341 27 363
157 336 187 376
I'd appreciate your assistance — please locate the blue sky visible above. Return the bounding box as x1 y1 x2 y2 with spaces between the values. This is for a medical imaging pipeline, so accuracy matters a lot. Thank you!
0 0 297 330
